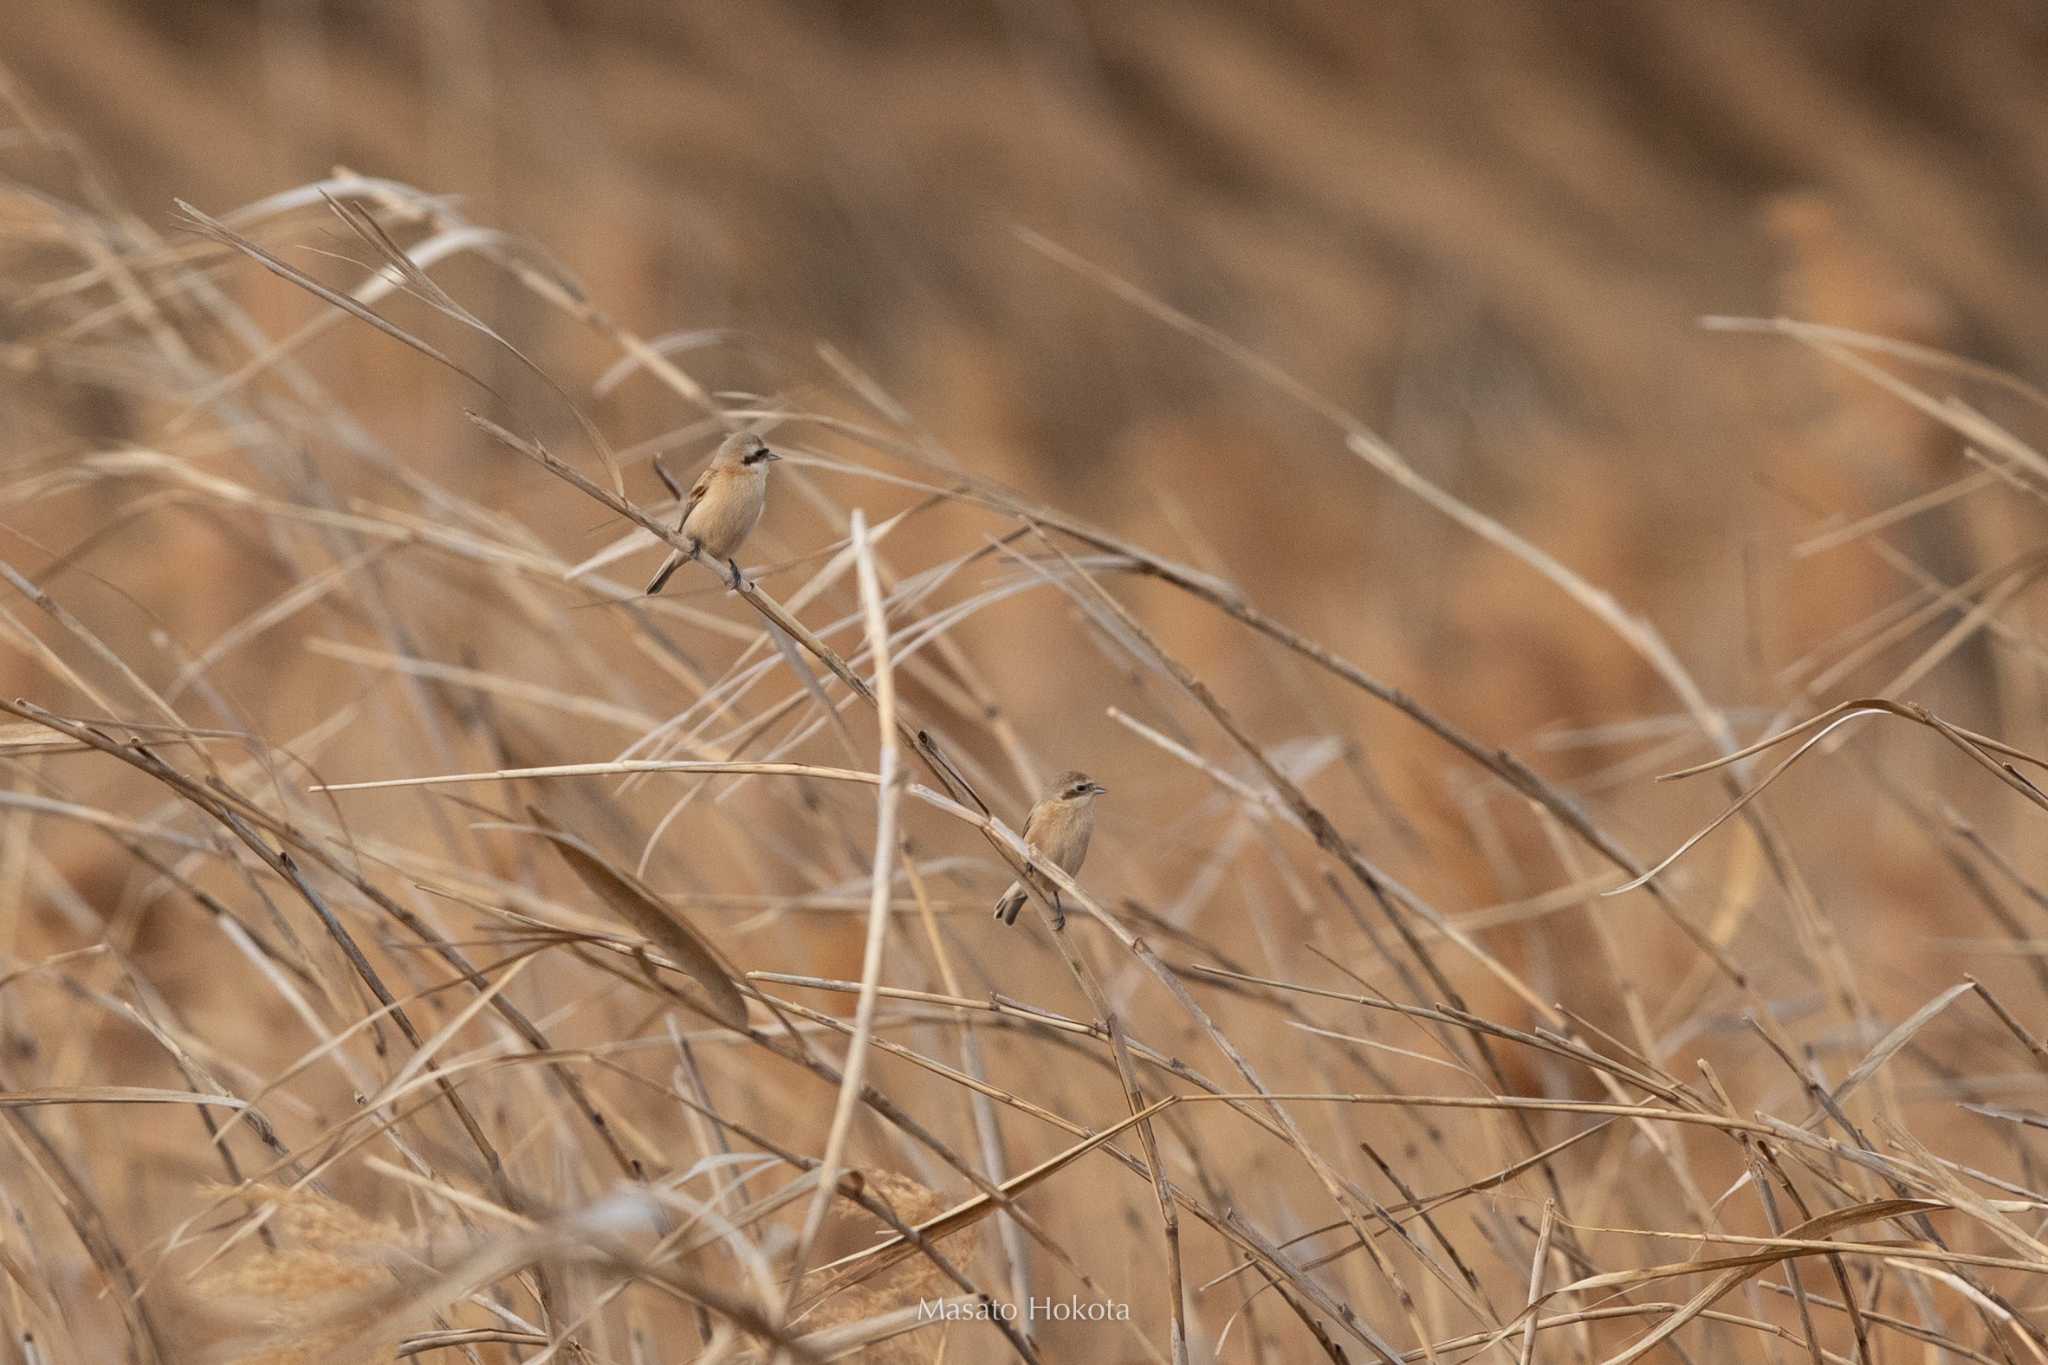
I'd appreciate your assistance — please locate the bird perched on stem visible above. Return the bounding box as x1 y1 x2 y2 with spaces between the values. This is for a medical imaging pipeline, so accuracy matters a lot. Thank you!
647 431 783 593
994 770 1108 928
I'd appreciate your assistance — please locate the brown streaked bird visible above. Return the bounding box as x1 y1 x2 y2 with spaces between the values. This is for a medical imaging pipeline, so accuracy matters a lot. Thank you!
993 769 1108 928
646 431 783 594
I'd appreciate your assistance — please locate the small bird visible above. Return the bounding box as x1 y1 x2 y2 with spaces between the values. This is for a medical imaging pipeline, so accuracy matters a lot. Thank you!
993 769 1108 928
646 431 783 594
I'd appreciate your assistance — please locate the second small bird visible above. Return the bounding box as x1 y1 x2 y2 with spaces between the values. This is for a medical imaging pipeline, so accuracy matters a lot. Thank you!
994 770 1108 929
647 431 783 594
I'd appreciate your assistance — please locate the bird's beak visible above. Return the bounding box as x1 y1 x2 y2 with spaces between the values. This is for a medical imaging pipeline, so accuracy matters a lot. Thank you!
1090 783 1109 796
762 449 784 462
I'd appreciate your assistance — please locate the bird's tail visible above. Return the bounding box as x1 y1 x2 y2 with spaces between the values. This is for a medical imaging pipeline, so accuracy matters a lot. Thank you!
993 880 1028 925
646 542 696 595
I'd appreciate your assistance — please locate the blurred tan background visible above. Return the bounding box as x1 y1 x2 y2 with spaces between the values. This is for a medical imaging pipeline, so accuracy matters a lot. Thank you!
7 2 2048 1359
12 0 2047 963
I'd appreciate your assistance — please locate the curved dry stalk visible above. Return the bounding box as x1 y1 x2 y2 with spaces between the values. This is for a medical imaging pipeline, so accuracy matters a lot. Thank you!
310 759 881 793
1605 705 1896 896
781 510 905 1326
1614 698 2048 894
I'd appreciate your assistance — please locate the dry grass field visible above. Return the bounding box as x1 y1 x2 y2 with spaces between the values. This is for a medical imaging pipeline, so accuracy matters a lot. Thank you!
5 3 2048 1361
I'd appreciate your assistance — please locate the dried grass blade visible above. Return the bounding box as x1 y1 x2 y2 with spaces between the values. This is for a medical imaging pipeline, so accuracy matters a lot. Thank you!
0 1086 247 1109
1489 1199 1952 1365
1830 983 1972 1107
1607 707 1894 895
812 1095 1178 1280
319 190 624 493
173 199 499 402
1518 1200 1556 1365
1654 700 1899 781
525 807 746 1028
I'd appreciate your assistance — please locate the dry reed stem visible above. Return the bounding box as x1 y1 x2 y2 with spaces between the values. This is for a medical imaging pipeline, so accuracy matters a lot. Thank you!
4 137 2046 1364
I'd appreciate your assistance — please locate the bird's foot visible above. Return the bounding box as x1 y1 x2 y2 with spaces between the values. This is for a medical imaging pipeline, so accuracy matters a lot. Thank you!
726 559 747 592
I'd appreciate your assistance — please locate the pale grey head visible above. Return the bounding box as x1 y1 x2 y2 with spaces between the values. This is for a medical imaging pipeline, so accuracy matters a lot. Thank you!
715 431 783 469
1045 769 1108 802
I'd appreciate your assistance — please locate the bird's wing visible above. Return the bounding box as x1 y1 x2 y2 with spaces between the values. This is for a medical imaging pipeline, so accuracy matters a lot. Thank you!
646 468 718 594
1017 800 1062 883
1009 804 1050 910
677 470 713 529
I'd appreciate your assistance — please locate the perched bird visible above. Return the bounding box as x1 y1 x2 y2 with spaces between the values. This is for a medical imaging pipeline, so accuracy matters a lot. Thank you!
646 431 783 593
993 769 1108 928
